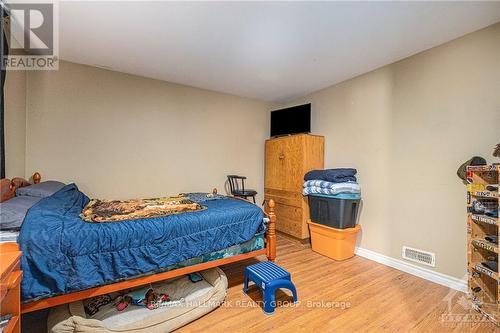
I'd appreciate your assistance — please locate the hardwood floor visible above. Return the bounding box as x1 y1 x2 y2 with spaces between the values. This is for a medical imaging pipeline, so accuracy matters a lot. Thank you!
22 235 497 333
178 235 497 333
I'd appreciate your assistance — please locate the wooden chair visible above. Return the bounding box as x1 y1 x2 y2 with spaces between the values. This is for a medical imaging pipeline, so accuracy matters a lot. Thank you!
227 175 257 203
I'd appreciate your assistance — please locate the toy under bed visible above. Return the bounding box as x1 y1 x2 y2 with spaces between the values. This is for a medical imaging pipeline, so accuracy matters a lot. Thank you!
48 267 228 333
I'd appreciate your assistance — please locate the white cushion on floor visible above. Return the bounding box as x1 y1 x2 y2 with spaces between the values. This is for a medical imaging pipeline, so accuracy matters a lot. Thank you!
48 268 228 333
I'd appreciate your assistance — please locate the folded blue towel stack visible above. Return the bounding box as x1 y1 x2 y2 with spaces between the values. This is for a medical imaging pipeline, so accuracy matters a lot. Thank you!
304 168 357 183
303 168 361 199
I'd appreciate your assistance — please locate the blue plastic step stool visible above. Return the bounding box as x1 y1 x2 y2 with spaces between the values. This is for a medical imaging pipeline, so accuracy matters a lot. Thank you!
243 261 297 315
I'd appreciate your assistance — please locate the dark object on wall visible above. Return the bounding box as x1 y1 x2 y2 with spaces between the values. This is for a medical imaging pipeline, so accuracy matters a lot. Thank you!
270 103 311 137
457 156 487 182
308 195 360 229
227 175 257 204
0 9 8 178
494 143 500 158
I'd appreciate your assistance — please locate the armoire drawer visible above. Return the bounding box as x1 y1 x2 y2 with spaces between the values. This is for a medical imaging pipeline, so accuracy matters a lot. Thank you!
264 188 303 207
265 201 304 239
264 193 310 239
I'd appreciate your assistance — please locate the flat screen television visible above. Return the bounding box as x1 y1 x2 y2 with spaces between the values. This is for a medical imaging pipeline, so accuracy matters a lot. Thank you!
270 103 311 137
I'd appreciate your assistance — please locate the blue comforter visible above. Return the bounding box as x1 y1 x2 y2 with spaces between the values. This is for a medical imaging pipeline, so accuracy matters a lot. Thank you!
19 184 263 302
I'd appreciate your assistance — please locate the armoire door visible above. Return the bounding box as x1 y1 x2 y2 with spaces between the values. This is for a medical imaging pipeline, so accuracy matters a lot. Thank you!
265 135 304 192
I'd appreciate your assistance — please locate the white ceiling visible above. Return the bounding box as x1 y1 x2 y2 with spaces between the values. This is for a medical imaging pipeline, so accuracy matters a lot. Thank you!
58 1 500 103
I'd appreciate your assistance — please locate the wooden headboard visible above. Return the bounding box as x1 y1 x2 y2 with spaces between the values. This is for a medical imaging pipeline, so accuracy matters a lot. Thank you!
0 172 41 203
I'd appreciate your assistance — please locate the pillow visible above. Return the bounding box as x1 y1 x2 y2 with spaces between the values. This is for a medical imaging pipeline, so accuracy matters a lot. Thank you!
16 180 66 198
0 196 41 230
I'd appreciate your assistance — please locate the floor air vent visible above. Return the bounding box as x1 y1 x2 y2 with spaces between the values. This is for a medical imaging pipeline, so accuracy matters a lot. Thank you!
402 246 435 267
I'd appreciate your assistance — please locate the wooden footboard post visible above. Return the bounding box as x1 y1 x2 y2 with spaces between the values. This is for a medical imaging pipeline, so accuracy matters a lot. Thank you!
266 199 277 262
33 172 41 184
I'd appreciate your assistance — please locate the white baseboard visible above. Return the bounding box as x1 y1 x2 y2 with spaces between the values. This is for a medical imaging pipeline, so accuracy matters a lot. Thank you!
355 247 467 293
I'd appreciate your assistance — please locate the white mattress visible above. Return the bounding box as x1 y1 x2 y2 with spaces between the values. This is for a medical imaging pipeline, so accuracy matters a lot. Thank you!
0 230 19 243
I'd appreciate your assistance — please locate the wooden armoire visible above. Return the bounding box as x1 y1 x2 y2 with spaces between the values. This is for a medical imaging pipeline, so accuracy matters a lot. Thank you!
264 134 324 240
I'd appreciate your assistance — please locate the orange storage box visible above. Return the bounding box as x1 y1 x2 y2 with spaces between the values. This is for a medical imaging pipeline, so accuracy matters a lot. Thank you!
307 220 361 261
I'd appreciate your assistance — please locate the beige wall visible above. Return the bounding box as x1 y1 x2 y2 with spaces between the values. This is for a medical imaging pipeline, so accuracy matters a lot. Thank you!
25 61 271 202
287 23 500 278
5 70 26 178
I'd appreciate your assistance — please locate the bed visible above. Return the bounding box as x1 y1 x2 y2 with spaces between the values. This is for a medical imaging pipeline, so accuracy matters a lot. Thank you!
0 173 277 314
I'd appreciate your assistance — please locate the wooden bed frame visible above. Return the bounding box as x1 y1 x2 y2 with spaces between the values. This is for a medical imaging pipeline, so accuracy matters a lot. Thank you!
0 172 41 202
0 173 277 314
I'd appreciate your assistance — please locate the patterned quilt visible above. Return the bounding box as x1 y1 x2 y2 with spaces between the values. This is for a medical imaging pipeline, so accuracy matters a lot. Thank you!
80 195 206 223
